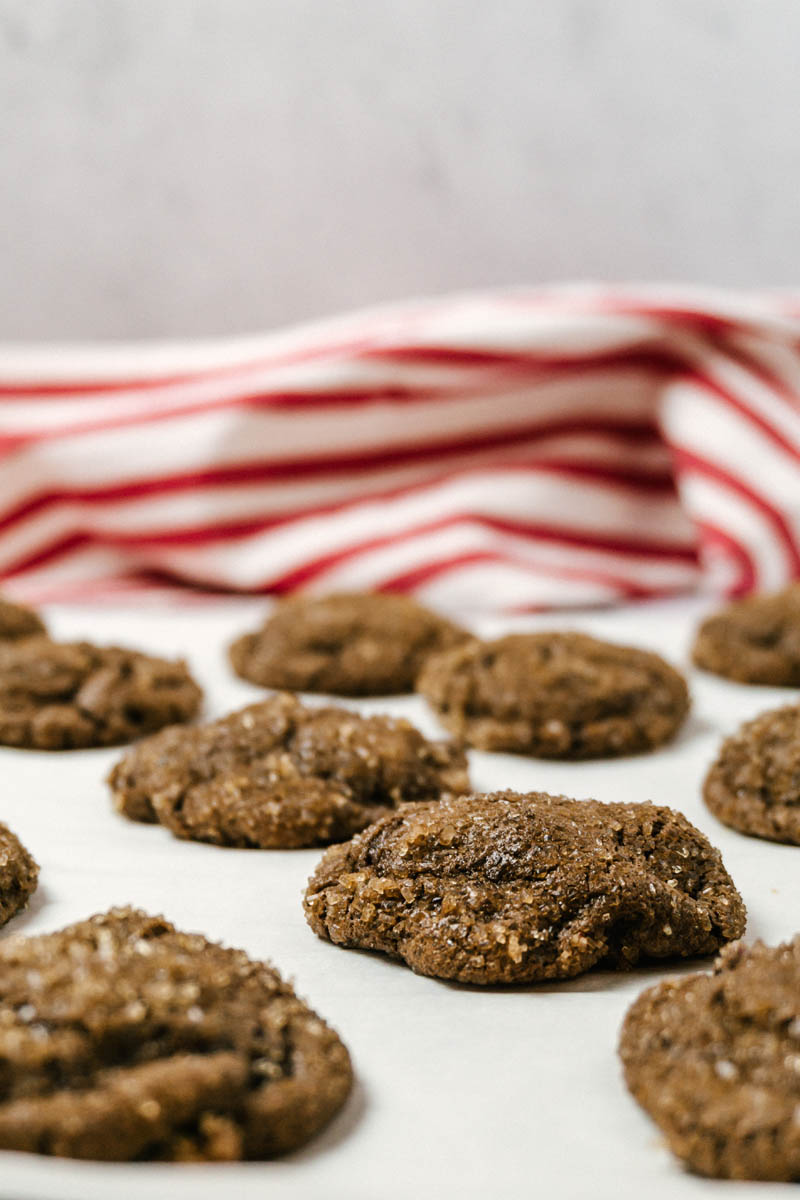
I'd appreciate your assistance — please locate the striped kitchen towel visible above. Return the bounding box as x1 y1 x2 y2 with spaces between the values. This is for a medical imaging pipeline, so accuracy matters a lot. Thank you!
1 284 798 609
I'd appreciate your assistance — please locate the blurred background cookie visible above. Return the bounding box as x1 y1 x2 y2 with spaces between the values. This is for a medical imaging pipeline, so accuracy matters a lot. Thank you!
229 592 468 696
692 584 800 685
0 597 46 643
417 632 689 757
0 639 202 749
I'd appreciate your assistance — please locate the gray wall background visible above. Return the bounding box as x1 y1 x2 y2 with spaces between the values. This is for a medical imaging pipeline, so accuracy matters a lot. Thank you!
1 0 798 340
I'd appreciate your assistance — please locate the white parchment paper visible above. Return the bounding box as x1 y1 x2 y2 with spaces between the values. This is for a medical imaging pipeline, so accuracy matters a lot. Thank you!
0 597 796 1200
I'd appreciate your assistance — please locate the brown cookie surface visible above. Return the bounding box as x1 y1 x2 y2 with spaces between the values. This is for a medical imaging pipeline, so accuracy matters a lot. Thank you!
0 823 38 929
229 591 468 695
0 597 46 643
692 584 800 685
0 907 352 1161
109 692 469 848
417 632 689 757
703 703 800 843
0 638 202 749
620 936 800 1181
304 790 744 985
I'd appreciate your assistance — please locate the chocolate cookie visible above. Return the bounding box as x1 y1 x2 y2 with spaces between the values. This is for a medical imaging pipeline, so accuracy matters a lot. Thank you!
417 632 690 757
304 790 744 985
0 638 202 749
109 692 469 848
0 823 38 929
692 584 800 685
0 596 46 643
703 703 800 843
620 936 800 1180
229 592 468 695
0 907 352 1161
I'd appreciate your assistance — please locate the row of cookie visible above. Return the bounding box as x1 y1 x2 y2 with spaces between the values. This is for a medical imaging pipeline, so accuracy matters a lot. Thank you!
0 784 796 1180
93 687 799 851
2 584 796 855
0 781 745 1163
0 590 690 758
2 582 797 756
0 586 797 1176
3 667 792 961
231 585 800 694
0 621 687 759
0 783 745 986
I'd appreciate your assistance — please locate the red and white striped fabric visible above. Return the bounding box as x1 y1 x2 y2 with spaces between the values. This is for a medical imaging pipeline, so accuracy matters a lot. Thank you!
1 284 798 610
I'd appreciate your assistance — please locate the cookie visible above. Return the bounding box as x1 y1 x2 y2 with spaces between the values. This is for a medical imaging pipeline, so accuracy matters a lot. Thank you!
0 823 38 929
229 591 468 695
304 790 744 985
417 632 689 757
703 703 800 843
0 907 352 1161
620 936 800 1180
0 638 202 749
692 584 800 685
0 596 46 643
109 692 469 848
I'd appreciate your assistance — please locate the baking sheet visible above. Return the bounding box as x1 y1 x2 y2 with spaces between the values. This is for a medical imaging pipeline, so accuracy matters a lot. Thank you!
0 596 797 1200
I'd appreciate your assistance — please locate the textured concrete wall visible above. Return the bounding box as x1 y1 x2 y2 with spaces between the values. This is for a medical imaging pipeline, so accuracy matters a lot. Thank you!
1 0 797 339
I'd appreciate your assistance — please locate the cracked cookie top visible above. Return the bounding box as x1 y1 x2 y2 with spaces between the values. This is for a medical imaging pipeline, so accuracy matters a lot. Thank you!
304 790 744 985
109 692 469 848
